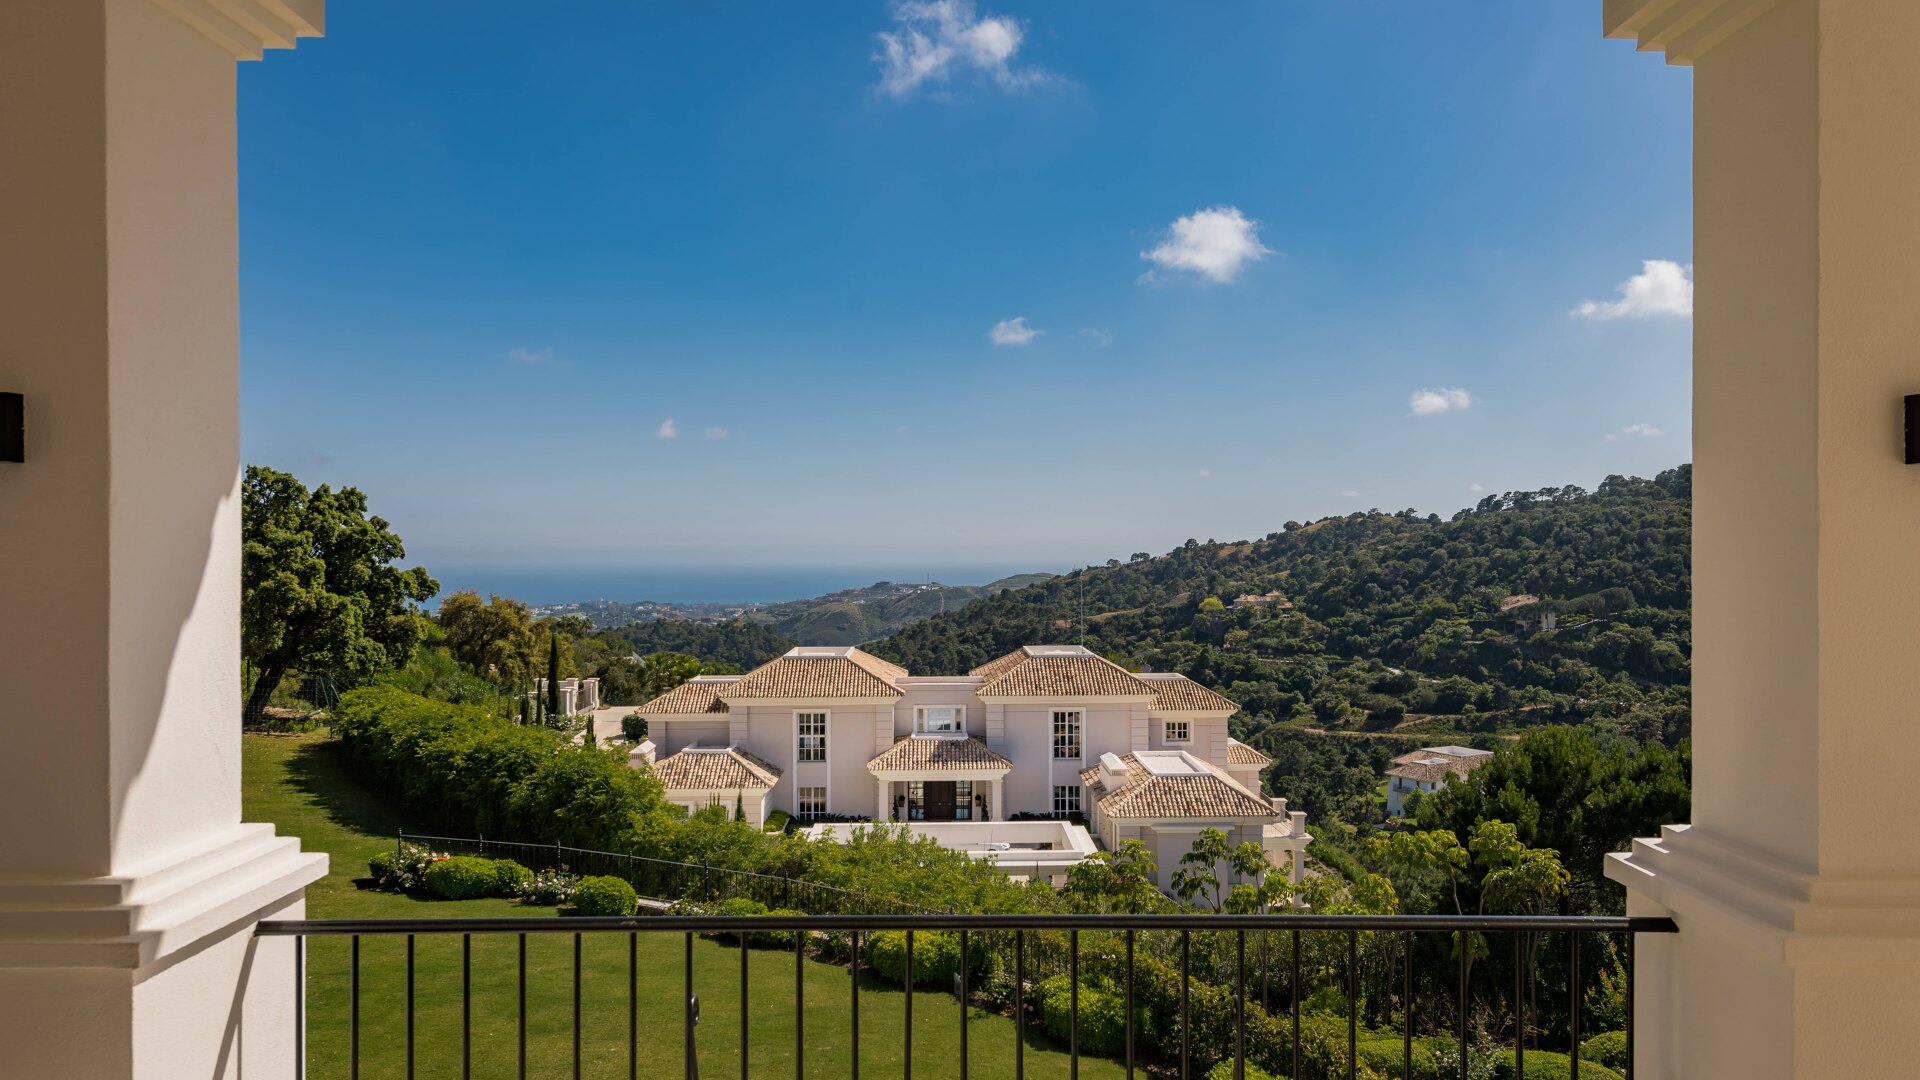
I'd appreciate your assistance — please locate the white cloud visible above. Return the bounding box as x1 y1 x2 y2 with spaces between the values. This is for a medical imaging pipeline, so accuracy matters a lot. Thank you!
1409 387 1475 416
1140 206 1272 284
656 418 678 439
1623 422 1662 436
1197 469 1211 478
1470 483 1485 493
990 316 1041 345
1573 260 1693 320
704 427 729 440
507 346 554 365
874 1 1052 99
1341 489 1360 498
1078 328 1115 348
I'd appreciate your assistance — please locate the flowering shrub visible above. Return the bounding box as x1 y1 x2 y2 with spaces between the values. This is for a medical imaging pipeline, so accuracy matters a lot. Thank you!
367 843 447 893
517 869 579 906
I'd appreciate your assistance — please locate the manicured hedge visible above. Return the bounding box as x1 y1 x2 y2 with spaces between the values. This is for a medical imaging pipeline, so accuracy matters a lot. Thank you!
864 930 985 989
1580 1031 1626 1070
424 856 504 900
572 876 639 916
332 686 665 850
1204 1062 1283 1080
1034 975 1144 1057
494 859 534 895
703 898 800 948
1491 1050 1623 1080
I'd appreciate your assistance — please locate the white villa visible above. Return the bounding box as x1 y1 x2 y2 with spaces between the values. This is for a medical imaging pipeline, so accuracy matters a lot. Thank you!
1384 744 1495 816
629 644 1308 895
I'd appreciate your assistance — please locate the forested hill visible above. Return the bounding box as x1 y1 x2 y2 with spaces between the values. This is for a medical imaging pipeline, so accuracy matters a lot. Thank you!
870 467 1693 753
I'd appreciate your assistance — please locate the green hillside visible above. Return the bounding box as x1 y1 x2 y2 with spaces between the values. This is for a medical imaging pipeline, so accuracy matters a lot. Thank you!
869 467 1692 818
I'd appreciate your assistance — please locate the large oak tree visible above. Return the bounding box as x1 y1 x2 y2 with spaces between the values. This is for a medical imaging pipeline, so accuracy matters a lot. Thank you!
241 465 438 723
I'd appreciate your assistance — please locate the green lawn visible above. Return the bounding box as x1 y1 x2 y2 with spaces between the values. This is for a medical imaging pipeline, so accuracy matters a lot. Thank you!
245 735 1132 1079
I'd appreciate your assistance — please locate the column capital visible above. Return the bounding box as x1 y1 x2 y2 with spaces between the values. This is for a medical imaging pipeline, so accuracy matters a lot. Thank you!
148 0 323 61
1603 0 1787 65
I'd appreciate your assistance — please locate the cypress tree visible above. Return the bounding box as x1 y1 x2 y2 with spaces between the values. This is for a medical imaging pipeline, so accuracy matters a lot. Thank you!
546 634 562 721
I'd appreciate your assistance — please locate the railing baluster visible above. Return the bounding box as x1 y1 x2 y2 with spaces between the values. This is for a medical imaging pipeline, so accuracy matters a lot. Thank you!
1180 929 1191 1080
293 935 304 1080
1570 932 1581 1080
518 933 527 1080
1404 931 1414 1080
740 925 749 1080
1014 931 1025 1080
573 932 582 1080
1070 928 1080 1079
1291 929 1301 1080
794 921 804 1080
958 928 969 1080
684 932 697 1080
1236 929 1247 1080
463 933 472 1080
1348 929 1358 1080
641 926 648 1076
905 930 914 1080
406 934 415 1080
1625 932 1635 1080
1515 933 1526 1080
1124 928 1135 1080
350 935 359 1080
851 930 861 1080
1459 933 1469 1080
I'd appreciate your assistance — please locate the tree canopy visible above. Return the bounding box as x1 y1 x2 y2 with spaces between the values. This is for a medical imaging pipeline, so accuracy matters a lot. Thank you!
240 465 438 723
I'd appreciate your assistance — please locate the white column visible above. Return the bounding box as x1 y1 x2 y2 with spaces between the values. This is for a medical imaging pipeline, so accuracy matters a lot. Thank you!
1604 3 1920 1077
0 3 325 1077
991 777 1004 822
876 779 890 822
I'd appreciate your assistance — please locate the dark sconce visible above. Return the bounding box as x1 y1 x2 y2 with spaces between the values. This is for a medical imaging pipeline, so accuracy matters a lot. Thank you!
1907 394 1920 465
0 393 21 463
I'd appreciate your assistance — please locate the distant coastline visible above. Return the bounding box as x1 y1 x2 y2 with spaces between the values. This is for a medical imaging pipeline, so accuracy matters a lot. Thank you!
424 564 1057 609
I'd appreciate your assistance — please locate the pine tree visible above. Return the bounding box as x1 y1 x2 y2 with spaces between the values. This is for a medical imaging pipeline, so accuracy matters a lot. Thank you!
545 634 562 722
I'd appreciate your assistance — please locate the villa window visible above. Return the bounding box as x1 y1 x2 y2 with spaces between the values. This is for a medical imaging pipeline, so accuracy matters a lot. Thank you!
796 711 827 762
916 705 966 736
955 780 974 820
1164 720 1191 744
1051 709 1083 759
907 780 925 821
1052 784 1082 817
797 786 827 820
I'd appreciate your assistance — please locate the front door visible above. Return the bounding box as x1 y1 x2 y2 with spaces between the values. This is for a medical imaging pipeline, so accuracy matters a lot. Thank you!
922 781 957 821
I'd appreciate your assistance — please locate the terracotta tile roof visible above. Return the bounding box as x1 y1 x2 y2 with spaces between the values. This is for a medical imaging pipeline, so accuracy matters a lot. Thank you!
972 645 1152 698
722 647 906 699
649 746 780 790
1386 755 1487 784
1080 753 1276 821
1226 738 1271 766
867 736 1013 773
1137 672 1239 712
1499 594 1539 612
636 676 738 715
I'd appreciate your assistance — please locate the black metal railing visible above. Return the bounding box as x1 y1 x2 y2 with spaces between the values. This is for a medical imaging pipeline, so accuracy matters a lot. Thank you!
258 911 1675 1080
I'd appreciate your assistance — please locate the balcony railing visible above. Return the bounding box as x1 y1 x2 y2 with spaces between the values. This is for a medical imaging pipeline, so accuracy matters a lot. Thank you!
257 911 1676 1080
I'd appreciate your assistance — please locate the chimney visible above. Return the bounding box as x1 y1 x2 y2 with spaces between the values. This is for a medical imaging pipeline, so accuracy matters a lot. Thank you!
1099 752 1129 789
628 740 657 767
1270 795 1288 817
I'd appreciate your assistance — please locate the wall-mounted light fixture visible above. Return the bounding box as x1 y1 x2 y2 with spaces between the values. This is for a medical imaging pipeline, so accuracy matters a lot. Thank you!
0 393 21 463
1907 395 1920 465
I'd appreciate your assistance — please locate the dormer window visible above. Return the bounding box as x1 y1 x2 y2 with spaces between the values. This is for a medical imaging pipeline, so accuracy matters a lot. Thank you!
916 705 966 736
1164 720 1191 744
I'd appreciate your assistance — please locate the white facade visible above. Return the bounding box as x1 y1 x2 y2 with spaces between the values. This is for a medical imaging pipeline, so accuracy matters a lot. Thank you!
635 645 1307 897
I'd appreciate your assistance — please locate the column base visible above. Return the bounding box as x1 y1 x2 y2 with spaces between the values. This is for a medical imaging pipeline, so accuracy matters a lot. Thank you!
1607 823 1920 1079
0 823 326 1078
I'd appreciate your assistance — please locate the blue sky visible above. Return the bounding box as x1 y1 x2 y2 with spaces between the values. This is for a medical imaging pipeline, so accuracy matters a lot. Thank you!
239 2 1692 595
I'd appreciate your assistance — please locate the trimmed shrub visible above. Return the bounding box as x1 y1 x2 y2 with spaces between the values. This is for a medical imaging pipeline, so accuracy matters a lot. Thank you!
1580 1031 1626 1070
864 930 983 989
1357 1034 1442 1080
1204 1062 1283 1080
368 850 397 881
1032 974 1146 1058
764 810 791 833
424 856 501 900
754 909 803 950
705 898 768 946
367 843 445 893
493 859 534 895
621 712 647 741
1491 1051 1623 1080
571 875 639 916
